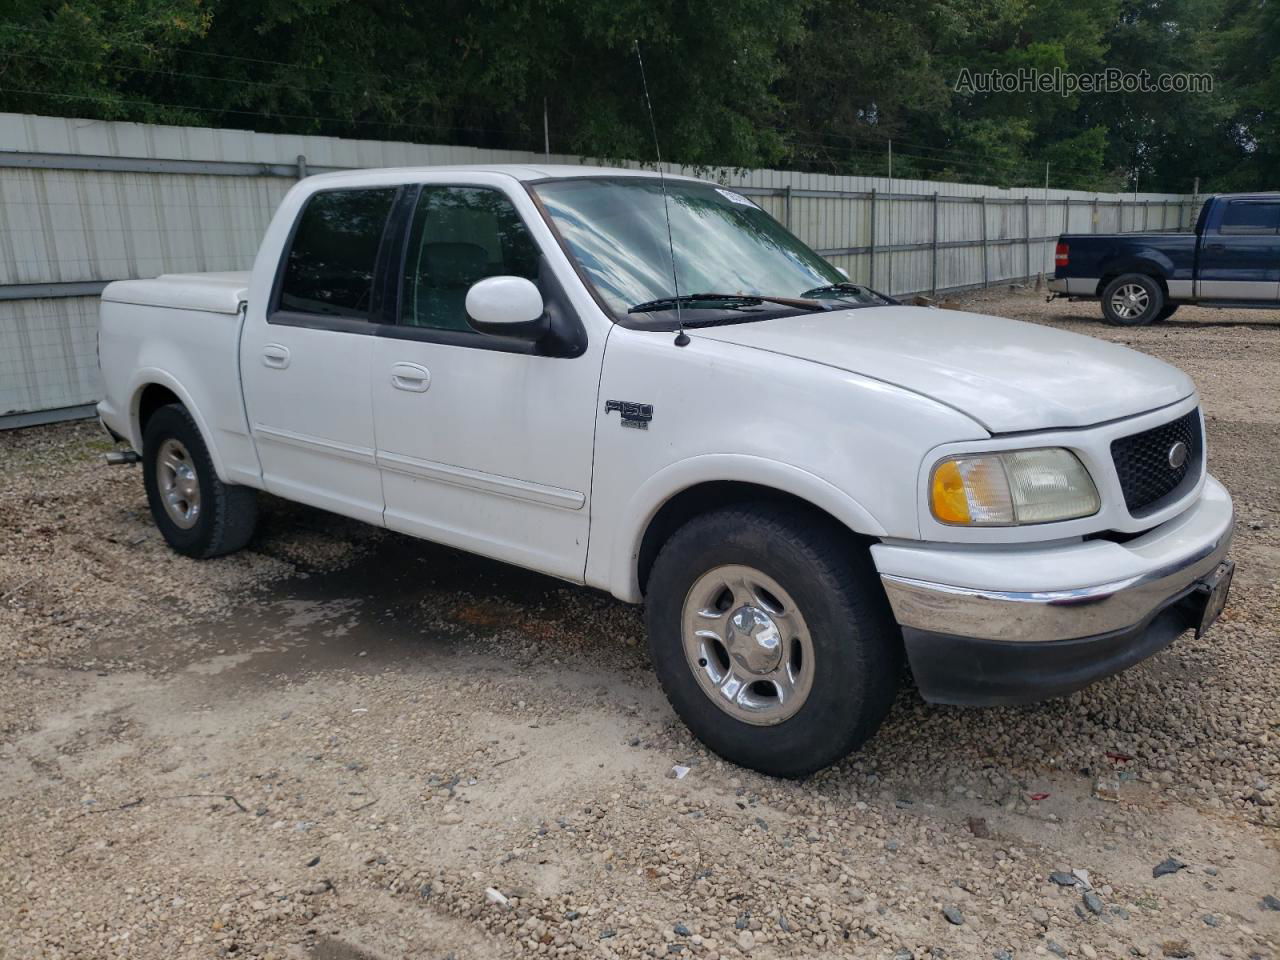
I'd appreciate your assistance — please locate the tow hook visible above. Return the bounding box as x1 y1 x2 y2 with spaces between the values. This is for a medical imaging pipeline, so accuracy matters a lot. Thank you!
104 449 142 465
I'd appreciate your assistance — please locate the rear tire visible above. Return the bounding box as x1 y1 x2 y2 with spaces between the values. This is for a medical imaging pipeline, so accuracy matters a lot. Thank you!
1153 303 1180 322
142 403 258 558
645 503 901 778
1101 273 1165 326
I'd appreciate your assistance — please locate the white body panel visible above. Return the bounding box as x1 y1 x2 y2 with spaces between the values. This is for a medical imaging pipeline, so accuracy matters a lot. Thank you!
585 325 987 600
370 332 596 580
691 306 1194 433
96 164 1230 621
98 277 259 487
239 325 383 526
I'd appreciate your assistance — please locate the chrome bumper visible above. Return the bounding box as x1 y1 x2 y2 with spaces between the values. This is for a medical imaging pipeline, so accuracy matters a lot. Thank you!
882 530 1230 642
878 485 1234 644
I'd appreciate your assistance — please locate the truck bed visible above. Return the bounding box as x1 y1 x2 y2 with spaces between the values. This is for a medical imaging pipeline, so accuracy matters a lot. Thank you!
101 271 250 315
97 270 257 486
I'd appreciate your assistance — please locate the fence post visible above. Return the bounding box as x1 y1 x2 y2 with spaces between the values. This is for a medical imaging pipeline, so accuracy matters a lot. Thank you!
1023 196 1032 281
296 154 308 179
1063 197 1070 234
868 189 877 289
931 192 940 297
979 196 988 288
783 185 793 231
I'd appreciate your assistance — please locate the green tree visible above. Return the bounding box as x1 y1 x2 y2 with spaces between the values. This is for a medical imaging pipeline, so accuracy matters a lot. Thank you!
1 0 806 168
1 0 1275 191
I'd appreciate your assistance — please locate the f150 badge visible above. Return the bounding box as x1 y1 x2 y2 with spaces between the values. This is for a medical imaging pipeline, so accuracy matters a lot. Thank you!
605 400 653 430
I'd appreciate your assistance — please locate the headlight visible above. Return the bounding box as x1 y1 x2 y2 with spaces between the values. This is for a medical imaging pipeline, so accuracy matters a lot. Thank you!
930 448 1099 525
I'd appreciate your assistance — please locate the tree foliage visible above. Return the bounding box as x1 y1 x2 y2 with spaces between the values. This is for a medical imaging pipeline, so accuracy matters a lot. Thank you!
0 0 1273 191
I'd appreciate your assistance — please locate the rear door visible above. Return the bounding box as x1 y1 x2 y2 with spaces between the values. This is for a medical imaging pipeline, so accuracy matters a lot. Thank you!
1196 199 1280 300
369 178 602 581
239 186 399 526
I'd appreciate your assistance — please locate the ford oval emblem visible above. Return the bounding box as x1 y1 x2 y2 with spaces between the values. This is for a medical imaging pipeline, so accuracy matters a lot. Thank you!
1167 441 1189 469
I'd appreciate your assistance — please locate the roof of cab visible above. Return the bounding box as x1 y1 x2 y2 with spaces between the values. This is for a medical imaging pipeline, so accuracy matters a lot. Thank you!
303 163 705 186
1204 192 1280 200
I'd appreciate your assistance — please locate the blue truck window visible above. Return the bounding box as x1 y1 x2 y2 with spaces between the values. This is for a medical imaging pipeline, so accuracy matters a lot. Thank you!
1219 201 1280 236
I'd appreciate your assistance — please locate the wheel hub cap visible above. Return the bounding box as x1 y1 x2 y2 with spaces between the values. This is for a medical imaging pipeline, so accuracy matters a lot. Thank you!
726 605 784 674
156 438 201 530
680 564 815 726
1112 283 1149 319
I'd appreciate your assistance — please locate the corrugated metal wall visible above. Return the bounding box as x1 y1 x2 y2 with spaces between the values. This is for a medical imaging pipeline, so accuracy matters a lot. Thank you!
0 112 1198 425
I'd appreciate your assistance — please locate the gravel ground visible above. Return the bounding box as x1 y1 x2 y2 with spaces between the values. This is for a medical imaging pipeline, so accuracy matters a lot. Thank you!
1 289 1278 960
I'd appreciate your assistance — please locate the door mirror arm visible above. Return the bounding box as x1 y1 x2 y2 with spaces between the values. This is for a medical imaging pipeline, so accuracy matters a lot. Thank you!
468 311 552 341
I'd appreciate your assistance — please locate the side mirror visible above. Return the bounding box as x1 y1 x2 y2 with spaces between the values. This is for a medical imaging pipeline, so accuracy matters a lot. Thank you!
465 276 547 340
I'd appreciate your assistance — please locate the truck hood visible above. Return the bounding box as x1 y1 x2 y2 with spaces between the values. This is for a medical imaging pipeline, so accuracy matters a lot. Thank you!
690 305 1194 433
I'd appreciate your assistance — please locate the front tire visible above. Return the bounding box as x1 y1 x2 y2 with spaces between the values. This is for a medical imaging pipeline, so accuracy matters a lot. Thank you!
645 503 901 778
1101 273 1165 326
142 403 258 558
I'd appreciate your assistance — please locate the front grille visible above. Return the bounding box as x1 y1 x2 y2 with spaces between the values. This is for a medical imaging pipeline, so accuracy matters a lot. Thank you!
1111 409 1202 515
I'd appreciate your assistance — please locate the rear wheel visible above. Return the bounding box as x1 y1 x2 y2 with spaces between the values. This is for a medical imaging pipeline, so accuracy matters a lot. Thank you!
142 403 258 558
645 503 901 778
1101 273 1165 326
1153 303 1180 322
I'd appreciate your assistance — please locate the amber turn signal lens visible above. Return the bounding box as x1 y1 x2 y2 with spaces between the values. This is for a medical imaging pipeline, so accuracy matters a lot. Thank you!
930 459 971 524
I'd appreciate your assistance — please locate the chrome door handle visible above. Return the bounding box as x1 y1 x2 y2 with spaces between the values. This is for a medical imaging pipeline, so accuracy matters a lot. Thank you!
262 344 291 369
390 362 431 392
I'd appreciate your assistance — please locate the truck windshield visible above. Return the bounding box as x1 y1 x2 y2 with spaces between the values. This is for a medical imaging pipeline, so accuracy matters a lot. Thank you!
531 177 882 318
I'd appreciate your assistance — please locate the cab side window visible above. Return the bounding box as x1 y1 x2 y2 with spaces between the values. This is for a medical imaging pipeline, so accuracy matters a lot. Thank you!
278 188 397 319
401 186 541 331
1219 201 1280 236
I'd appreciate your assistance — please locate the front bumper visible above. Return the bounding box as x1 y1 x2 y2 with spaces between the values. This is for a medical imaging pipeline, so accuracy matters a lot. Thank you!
874 475 1234 705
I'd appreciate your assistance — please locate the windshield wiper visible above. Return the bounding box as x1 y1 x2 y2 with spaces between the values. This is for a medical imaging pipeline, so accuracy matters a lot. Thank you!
628 292 833 314
802 282 876 299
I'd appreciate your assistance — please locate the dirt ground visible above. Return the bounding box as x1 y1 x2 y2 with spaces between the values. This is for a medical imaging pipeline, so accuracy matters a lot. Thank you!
1 289 1278 960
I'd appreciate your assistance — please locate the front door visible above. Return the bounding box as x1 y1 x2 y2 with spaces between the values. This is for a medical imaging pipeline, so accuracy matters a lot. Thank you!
1196 198 1280 300
370 181 602 581
239 186 398 526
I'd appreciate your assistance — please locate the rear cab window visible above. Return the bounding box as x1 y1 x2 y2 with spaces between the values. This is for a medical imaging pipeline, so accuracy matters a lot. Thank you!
274 187 398 323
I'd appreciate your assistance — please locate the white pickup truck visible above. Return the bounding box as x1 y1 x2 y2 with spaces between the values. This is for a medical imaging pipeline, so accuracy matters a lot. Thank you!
98 165 1235 777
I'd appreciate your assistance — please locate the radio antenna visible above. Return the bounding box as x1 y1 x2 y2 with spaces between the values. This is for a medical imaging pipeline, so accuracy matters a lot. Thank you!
634 40 689 347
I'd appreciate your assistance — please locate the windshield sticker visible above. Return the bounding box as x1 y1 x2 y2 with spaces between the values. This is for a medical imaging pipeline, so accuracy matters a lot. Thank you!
715 188 758 208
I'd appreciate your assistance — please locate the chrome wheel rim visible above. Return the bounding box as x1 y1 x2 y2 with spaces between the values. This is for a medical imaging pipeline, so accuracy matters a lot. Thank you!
156 438 201 529
680 564 814 726
1111 283 1150 320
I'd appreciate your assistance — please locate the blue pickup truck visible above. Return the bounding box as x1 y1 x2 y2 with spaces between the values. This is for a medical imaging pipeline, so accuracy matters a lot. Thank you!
1050 193 1280 325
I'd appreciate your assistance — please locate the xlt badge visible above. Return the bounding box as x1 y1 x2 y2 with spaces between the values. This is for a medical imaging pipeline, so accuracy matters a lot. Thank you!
605 400 653 430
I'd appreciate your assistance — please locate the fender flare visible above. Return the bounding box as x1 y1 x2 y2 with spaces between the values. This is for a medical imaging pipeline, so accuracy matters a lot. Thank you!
606 453 887 602
1097 253 1174 293
126 367 230 483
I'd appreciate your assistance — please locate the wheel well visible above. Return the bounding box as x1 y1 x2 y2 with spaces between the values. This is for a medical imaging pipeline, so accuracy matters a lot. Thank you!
636 481 871 595
136 384 182 434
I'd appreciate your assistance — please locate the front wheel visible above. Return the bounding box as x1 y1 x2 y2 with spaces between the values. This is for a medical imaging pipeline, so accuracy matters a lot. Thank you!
645 503 901 778
1101 273 1165 326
